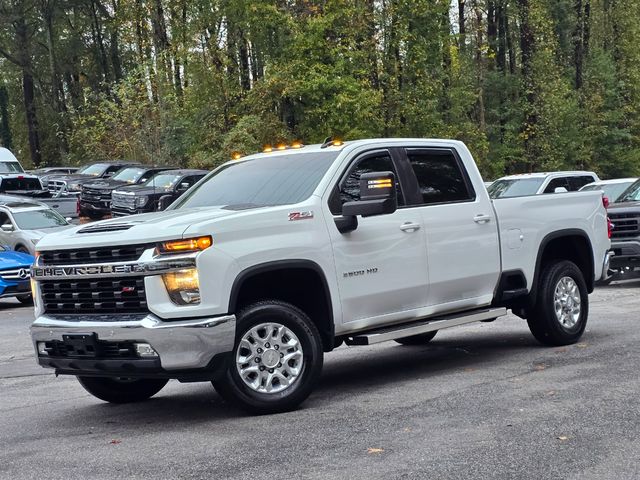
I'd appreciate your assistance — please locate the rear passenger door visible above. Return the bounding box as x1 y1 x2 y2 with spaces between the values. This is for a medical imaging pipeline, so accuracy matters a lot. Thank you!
400 147 501 312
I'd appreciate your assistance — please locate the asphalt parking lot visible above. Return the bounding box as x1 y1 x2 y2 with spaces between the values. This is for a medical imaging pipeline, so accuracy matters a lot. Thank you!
1 282 639 480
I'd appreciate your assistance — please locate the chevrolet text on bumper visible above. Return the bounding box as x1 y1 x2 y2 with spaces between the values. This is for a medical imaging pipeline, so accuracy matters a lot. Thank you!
30 138 611 414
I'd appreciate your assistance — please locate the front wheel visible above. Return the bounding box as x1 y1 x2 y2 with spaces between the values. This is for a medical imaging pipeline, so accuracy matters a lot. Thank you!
526 260 589 346
213 300 324 415
77 376 168 403
16 294 33 305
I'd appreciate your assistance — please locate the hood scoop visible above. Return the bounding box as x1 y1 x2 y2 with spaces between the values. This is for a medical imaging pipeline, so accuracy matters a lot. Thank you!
78 223 133 234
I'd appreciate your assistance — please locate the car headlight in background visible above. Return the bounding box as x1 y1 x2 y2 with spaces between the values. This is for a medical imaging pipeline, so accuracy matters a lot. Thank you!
136 195 148 207
162 268 200 304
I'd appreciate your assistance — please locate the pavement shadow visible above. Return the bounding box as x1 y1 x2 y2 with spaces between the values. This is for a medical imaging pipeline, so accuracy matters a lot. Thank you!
316 330 541 393
44 330 551 429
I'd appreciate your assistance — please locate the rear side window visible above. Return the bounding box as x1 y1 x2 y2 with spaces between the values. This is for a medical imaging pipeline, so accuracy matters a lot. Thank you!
405 149 473 205
0 178 41 191
568 175 596 191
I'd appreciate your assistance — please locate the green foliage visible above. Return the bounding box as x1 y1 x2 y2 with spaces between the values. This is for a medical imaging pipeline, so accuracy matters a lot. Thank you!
0 0 638 180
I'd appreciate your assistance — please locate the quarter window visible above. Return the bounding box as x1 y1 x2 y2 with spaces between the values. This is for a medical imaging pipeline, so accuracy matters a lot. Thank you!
544 177 570 193
405 149 473 205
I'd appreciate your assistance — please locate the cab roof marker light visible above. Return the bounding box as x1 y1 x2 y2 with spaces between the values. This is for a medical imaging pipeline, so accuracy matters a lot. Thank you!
263 145 273 153
320 137 344 148
231 152 243 160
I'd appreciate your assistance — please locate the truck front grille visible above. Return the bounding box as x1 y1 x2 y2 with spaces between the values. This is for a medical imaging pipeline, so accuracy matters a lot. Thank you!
609 212 640 238
48 180 66 194
40 244 149 265
81 186 111 202
41 277 148 315
112 192 136 210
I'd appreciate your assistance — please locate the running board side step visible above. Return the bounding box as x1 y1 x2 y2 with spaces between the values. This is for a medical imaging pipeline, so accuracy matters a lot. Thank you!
345 307 507 346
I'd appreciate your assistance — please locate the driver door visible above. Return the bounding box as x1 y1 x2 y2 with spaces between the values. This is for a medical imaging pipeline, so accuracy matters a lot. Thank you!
326 149 429 328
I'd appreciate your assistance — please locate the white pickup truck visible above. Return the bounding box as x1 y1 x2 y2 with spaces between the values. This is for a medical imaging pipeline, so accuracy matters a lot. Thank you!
30 139 611 414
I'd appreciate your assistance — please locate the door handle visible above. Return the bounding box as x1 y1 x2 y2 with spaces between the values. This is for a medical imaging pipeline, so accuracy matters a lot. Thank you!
400 222 421 232
473 214 491 224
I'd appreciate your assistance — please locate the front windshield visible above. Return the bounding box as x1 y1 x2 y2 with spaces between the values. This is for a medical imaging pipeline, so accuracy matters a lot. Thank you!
12 209 68 229
581 182 636 202
487 178 545 198
145 173 181 189
112 167 146 183
172 152 339 209
77 164 108 176
617 180 640 203
0 161 24 173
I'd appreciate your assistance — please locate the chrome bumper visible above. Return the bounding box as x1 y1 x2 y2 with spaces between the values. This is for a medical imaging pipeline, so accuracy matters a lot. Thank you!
601 250 614 281
31 313 236 371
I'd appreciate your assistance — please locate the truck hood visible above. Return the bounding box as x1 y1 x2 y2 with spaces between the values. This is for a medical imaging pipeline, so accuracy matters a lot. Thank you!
36 207 239 250
83 178 136 190
0 250 34 269
607 200 640 212
113 184 173 196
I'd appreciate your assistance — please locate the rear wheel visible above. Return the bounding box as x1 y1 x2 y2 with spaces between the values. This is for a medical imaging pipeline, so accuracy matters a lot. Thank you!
77 376 168 403
394 330 438 346
526 260 588 346
213 300 323 415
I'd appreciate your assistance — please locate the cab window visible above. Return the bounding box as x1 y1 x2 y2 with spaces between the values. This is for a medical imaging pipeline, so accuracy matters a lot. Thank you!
330 151 404 215
404 149 474 205
544 177 570 193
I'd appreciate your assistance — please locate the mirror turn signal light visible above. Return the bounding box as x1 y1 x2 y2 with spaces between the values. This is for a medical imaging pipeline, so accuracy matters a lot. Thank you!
157 236 213 254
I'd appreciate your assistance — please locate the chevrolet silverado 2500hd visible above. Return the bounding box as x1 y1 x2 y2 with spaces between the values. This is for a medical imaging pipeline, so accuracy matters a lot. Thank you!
30 139 611 414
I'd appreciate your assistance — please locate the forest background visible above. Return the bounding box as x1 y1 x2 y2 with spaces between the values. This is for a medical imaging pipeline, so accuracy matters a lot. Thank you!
1 0 639 179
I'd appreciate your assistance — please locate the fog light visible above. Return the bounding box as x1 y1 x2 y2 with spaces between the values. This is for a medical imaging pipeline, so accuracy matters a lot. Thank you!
134 343 158 357
37 342 48 356
162 268 201 305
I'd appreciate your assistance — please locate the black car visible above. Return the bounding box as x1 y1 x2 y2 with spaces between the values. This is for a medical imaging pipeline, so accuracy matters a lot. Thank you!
79 166 175 219
110 169 209 217
606 179 640 282
47 161 139 196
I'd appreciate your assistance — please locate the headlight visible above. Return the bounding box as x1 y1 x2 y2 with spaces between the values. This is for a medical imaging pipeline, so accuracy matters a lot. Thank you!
156 236 213 254
68 182 81 192
136 195 148 207
162 268 200 304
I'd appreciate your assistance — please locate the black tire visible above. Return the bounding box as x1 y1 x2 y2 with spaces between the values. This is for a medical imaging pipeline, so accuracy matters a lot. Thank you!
77 376 168 403
16 294 33 305
15 245 30 254
86 211 104 220
394 330 438 346
213 300 324 415
526 260 589 346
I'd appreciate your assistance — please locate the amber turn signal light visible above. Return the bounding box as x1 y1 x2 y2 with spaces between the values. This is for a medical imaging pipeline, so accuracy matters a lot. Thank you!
157 236 213 254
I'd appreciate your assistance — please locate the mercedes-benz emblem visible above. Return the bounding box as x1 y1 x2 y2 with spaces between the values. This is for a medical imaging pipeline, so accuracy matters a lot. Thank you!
18 269 29 279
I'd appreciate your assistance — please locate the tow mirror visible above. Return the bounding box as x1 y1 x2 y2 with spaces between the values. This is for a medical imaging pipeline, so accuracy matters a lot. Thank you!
158 195 173 211
1 224 14 232
336 172 398 234
554 187 568 193
342 171 398 218
177 182 190 192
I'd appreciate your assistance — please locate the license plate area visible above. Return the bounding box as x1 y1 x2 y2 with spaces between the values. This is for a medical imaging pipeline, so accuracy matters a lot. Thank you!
61 333 98 357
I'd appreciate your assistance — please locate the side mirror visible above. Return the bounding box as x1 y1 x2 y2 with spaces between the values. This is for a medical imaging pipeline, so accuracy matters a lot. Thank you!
65 217 72 222
158 194 173 211
176 182 190 192
336 172 398 234
554 187 568 193
342 171 398 218
1 224 14 232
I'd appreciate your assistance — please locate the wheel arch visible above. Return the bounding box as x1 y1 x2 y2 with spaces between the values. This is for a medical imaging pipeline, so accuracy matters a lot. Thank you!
531 229 595 303
228 260 335 352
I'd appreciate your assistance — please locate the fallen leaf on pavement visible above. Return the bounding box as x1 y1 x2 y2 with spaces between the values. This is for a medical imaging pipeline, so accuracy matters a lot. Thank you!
557 436 569 441
109 440 122 445
576 343 588 348
367 448 384 454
